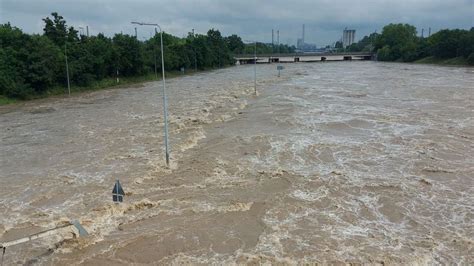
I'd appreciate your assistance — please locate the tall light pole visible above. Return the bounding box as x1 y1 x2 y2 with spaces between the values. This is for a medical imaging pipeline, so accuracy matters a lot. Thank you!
65 43 71 96
64 39 82 95
192 29 197 72
132 21 170 166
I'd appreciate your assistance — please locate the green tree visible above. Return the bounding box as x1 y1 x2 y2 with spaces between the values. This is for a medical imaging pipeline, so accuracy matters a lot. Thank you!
458 28 474 59
0 24 62 98
377 45 393 61
375 23 418 61
225 34 245 54
412 38 431 60
24 35 62 92
207 29 232 67
113 33 143 76
347 32 379 52
467 53 474 65
428 29 468 58
0 47 32 98
85 34 116 80
43 12 68 46
459 28 474 65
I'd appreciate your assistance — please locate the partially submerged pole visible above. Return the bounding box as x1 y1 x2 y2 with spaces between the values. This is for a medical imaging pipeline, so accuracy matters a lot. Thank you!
160 28 170 166
131 21 170 167
0 223 72 248
245 39 258 95
254 41 257 95
0 220 88 262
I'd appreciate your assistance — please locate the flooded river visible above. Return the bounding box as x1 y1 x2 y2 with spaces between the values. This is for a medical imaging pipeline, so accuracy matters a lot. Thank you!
0 62 473 264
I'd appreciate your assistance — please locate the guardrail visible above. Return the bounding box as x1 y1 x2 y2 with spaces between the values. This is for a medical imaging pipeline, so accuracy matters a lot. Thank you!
235 52 374 58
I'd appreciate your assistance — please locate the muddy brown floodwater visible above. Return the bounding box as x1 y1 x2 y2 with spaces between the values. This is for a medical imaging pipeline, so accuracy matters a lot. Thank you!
0 62 473 265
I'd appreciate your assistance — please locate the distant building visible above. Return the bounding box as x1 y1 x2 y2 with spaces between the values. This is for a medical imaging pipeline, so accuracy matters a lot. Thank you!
297 38 304 50
296 24 318 52
342 28 356 48
300 43 318 52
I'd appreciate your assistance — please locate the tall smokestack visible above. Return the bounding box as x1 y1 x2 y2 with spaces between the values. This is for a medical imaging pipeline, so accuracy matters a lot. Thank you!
272 29 274 53
277 30 280 54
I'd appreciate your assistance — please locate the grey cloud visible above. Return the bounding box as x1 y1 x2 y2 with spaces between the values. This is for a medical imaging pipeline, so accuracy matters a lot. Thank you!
1 0 472 46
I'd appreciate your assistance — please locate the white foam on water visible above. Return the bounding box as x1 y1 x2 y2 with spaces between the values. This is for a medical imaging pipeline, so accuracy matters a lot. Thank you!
290 187 328 202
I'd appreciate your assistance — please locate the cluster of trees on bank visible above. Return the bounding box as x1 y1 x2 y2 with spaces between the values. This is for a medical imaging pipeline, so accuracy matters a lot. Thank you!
0 12 295 100
346 24 474 65
241 42 295 55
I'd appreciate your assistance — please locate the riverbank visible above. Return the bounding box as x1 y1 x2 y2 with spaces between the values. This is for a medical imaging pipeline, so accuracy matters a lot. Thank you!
0 96 17 105
0 67 225 106
414 56 471 66
3 56 471 107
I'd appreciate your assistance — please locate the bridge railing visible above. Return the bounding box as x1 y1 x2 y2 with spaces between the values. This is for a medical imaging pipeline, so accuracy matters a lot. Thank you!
234 52 374 58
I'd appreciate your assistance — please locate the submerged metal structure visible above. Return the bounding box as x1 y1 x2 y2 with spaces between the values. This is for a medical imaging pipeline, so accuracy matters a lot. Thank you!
0 220 88 264
112 179 125 203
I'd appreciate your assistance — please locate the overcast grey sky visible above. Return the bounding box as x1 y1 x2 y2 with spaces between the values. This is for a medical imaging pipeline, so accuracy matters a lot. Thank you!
1 0 473 46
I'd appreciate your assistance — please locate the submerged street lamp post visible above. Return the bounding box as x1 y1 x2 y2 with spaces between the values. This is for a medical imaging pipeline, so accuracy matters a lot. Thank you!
253 41 257 95
131 21 170 166
245 40 257 95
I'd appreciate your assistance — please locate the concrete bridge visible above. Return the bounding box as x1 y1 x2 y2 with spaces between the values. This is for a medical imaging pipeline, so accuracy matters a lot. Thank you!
235 52 375 64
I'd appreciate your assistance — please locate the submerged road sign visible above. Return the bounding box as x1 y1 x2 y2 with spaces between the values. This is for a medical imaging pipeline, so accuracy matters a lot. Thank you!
112 180 125 203
277 65 284 77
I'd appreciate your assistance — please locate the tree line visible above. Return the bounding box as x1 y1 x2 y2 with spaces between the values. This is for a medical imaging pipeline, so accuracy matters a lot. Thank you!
2 15 472 101
0 12 294 100
345 24 474 65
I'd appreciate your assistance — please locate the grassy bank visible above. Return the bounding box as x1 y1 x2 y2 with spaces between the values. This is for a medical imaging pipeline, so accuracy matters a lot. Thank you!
0 96 17 105
414 56 470 66
0 69 211 106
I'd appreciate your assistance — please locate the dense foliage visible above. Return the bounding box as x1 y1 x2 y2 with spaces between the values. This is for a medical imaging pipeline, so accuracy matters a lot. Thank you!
1 14 472 100
0 13 292 100
242 42 295 55
348 23 474 65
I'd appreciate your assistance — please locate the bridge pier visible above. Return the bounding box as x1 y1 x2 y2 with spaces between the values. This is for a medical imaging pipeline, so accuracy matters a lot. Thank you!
238 59 257 65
